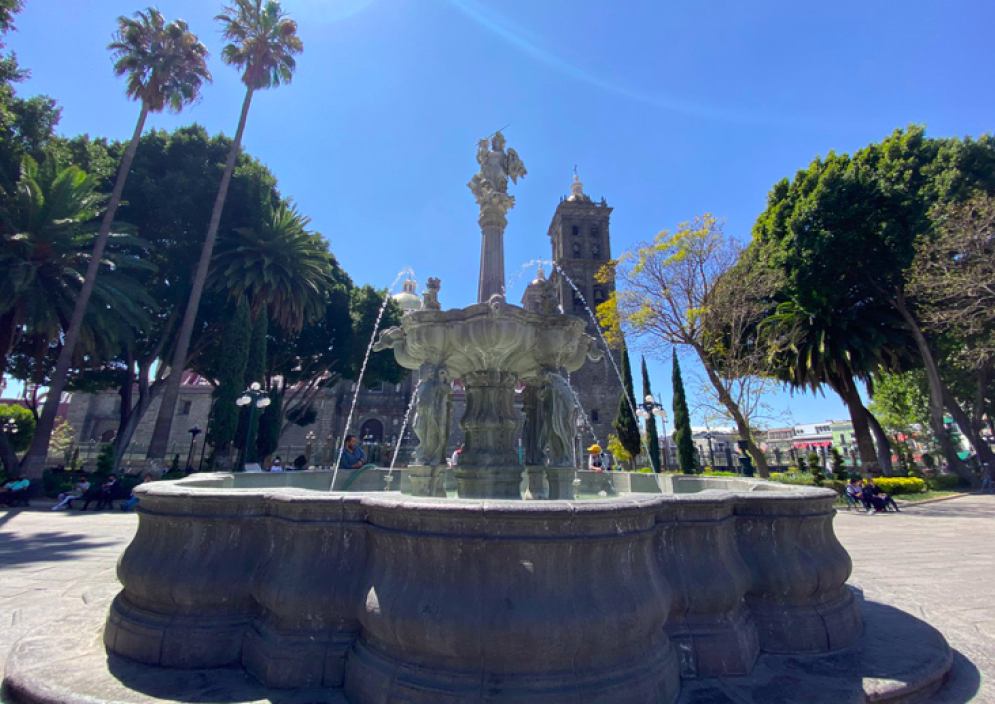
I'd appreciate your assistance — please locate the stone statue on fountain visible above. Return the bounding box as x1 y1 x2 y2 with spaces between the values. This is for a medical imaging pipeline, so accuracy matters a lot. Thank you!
409 362 452 496
468 131 527 209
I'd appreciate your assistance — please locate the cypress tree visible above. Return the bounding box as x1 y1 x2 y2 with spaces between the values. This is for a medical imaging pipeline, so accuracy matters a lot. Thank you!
672 350 696 475
208 298 251 470
239 304 269 464
641 356 661 473
613 345 642 469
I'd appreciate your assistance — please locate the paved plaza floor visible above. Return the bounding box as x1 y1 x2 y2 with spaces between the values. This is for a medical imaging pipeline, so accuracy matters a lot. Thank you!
1 494 993 702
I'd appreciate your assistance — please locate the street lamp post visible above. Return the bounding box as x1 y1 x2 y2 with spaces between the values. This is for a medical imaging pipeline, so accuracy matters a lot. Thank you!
704 431 715 470
574 415 585 469
305 431 317 467
186 426 201 472
235 382 271 469
2 417 18 437
636 395 667 473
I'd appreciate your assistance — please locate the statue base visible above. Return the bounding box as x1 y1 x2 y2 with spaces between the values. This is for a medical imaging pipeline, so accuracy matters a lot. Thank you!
407 465 447 497
546 467 577 500
455 465 525 499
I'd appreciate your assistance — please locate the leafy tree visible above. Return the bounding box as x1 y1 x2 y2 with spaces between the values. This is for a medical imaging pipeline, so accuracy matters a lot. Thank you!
830 447 846 480
672 351 696 474
23 8 211 478
599 215 770 476
640 356 661 472
606 434 631 468
611 346 641 469
149 0 303 462
795 453 807 473
207 297 251 469
213 204 333 332
0 403 33 473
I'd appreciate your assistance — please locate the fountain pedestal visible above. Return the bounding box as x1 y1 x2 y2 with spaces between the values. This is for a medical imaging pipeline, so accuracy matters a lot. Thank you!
374 298 601 499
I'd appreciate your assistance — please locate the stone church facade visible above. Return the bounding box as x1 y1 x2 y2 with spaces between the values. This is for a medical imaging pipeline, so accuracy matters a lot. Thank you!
63 175 621 469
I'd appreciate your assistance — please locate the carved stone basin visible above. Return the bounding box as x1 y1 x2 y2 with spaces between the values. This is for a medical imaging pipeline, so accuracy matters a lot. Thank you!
374 295 601 499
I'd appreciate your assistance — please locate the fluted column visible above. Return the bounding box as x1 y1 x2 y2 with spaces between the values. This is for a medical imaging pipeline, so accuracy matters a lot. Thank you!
477 206 508 302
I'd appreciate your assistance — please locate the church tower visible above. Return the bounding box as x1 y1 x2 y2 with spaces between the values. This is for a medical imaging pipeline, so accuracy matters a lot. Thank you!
546 171 620 448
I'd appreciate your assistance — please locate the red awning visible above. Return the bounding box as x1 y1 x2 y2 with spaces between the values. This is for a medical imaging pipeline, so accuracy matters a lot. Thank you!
793 441 832 448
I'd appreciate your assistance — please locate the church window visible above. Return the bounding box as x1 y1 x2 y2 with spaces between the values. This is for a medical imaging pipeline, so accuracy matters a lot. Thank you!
591 409 599 422
572 242 581 257
571 225 579 236
592 243 600 257
593 287 606 303
591 225 600 237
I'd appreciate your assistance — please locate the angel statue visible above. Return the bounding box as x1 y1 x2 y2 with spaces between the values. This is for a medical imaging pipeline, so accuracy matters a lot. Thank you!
468 130 527 207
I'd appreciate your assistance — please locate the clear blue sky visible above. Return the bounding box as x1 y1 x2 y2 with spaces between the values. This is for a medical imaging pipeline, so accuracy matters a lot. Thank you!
7 0 994 427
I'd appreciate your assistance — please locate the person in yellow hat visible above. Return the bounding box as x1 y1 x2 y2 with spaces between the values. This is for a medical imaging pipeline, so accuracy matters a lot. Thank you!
587 444 605 472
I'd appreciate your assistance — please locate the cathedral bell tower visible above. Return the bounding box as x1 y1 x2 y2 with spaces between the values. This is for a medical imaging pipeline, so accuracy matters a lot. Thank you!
546 170 620 448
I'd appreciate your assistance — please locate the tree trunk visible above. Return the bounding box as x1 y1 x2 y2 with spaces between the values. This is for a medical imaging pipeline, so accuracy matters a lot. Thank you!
835 374 880 475
694 345 770 477
146 88 254 462
891 290 973 484
116 353 135 446
20 105 150 479
863 407 895 476
0 309 16 380
941 385 995 467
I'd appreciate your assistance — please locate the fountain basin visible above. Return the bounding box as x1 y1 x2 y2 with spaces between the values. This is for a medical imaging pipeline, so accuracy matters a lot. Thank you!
104 476 861 703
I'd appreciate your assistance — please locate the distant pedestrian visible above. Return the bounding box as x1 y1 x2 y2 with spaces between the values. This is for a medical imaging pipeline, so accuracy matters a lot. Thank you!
121 475 153 512
981 463 993 494
587 444 605 472
270 456 283 472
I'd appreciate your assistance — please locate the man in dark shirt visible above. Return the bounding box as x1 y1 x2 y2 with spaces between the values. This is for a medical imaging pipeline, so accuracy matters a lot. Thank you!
339 435 367 469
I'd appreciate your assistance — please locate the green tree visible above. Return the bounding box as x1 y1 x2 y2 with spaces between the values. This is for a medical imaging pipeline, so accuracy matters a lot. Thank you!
640 356 661 472
672 351 696 474
239 304 269 464
611 345 641 470
213 204 333 332
22 8 211 478
149 0 303 462
830 447 846 480
0 403 34 473
207 297 251 469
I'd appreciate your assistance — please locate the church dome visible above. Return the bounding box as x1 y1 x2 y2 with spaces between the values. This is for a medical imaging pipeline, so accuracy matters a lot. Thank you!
394 278 422 312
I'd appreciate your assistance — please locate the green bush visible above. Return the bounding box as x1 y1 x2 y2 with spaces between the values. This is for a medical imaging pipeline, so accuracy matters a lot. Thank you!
41 468 75 498
926 474 963 491
702 470 739 477
0 404 36 452
636 467 654 473
95 444 115 476
160 471 188 482
770 472 817 486
823 479 847 495
871 477 926 495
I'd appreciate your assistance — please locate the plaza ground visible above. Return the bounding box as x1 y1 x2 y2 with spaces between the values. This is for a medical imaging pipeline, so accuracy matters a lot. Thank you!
1 495 993 702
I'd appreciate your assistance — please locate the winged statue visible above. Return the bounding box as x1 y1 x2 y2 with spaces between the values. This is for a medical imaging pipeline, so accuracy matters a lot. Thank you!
468 130 527 207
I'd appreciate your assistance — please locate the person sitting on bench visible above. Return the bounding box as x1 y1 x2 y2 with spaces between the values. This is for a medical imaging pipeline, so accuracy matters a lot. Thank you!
81 474 119 510
866 479 900 512
53 474 90 510
0 475 30 506
843 479 863 510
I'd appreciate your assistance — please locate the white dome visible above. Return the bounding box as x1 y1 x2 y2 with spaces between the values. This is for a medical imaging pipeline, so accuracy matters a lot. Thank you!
394 278 422 312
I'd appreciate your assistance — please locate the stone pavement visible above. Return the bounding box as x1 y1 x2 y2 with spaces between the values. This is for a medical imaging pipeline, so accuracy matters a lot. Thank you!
1 495 993 702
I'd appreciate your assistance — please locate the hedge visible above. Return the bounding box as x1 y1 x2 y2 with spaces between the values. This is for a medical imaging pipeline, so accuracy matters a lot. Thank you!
869 477 926 495
926 474 963 491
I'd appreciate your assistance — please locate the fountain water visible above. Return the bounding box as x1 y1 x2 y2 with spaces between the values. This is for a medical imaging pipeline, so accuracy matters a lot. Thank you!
330 266 414 488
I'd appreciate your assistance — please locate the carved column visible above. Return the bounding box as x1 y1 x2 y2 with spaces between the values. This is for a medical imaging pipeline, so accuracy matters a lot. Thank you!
477 205 508 303
521 380 547 499
456 370 522 499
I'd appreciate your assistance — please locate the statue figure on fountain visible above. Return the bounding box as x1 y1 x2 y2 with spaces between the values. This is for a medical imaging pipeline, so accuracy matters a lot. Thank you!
538 371 577 467
422 277 442 311
468 131 527 214
412 363 452 467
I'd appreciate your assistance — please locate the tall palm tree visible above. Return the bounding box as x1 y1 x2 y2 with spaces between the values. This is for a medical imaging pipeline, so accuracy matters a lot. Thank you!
763 299 910 475
0 157 154 476
147 0 302 462
212 204 333 332
21 8 210 477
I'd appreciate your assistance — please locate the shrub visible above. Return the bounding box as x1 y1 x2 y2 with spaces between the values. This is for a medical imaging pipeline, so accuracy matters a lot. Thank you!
926 474 963 491
870 477 926 495
830 448 846 480
636 467 654 473
95 444 115 476
770 472 817 486
0 404 36 452
823 479 847 496
42 468 75 498
702 470 738 477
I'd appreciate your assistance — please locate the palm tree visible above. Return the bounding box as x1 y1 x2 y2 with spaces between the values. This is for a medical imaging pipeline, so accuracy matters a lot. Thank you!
212 204 333 332
147 0 302 462
20 8 210 477
0 157 154 476
763 299 910 475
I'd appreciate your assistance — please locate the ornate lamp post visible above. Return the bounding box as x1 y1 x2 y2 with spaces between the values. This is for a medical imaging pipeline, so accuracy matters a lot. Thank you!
703 431 715 469
186 426 201 472
2 417 18 437
636 395 667 472
235 382 270 469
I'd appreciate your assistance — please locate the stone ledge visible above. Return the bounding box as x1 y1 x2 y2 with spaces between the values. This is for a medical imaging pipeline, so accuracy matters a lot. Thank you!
2 596 952 704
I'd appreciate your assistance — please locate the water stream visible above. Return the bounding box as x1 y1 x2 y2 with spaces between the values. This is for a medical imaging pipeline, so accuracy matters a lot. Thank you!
330 267 415 491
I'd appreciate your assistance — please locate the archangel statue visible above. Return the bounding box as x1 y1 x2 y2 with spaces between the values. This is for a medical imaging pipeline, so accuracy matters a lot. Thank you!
468 131 527 210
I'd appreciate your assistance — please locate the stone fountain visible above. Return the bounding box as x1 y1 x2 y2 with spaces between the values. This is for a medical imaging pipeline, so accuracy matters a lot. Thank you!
0 134 956 704
373 131 601 500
